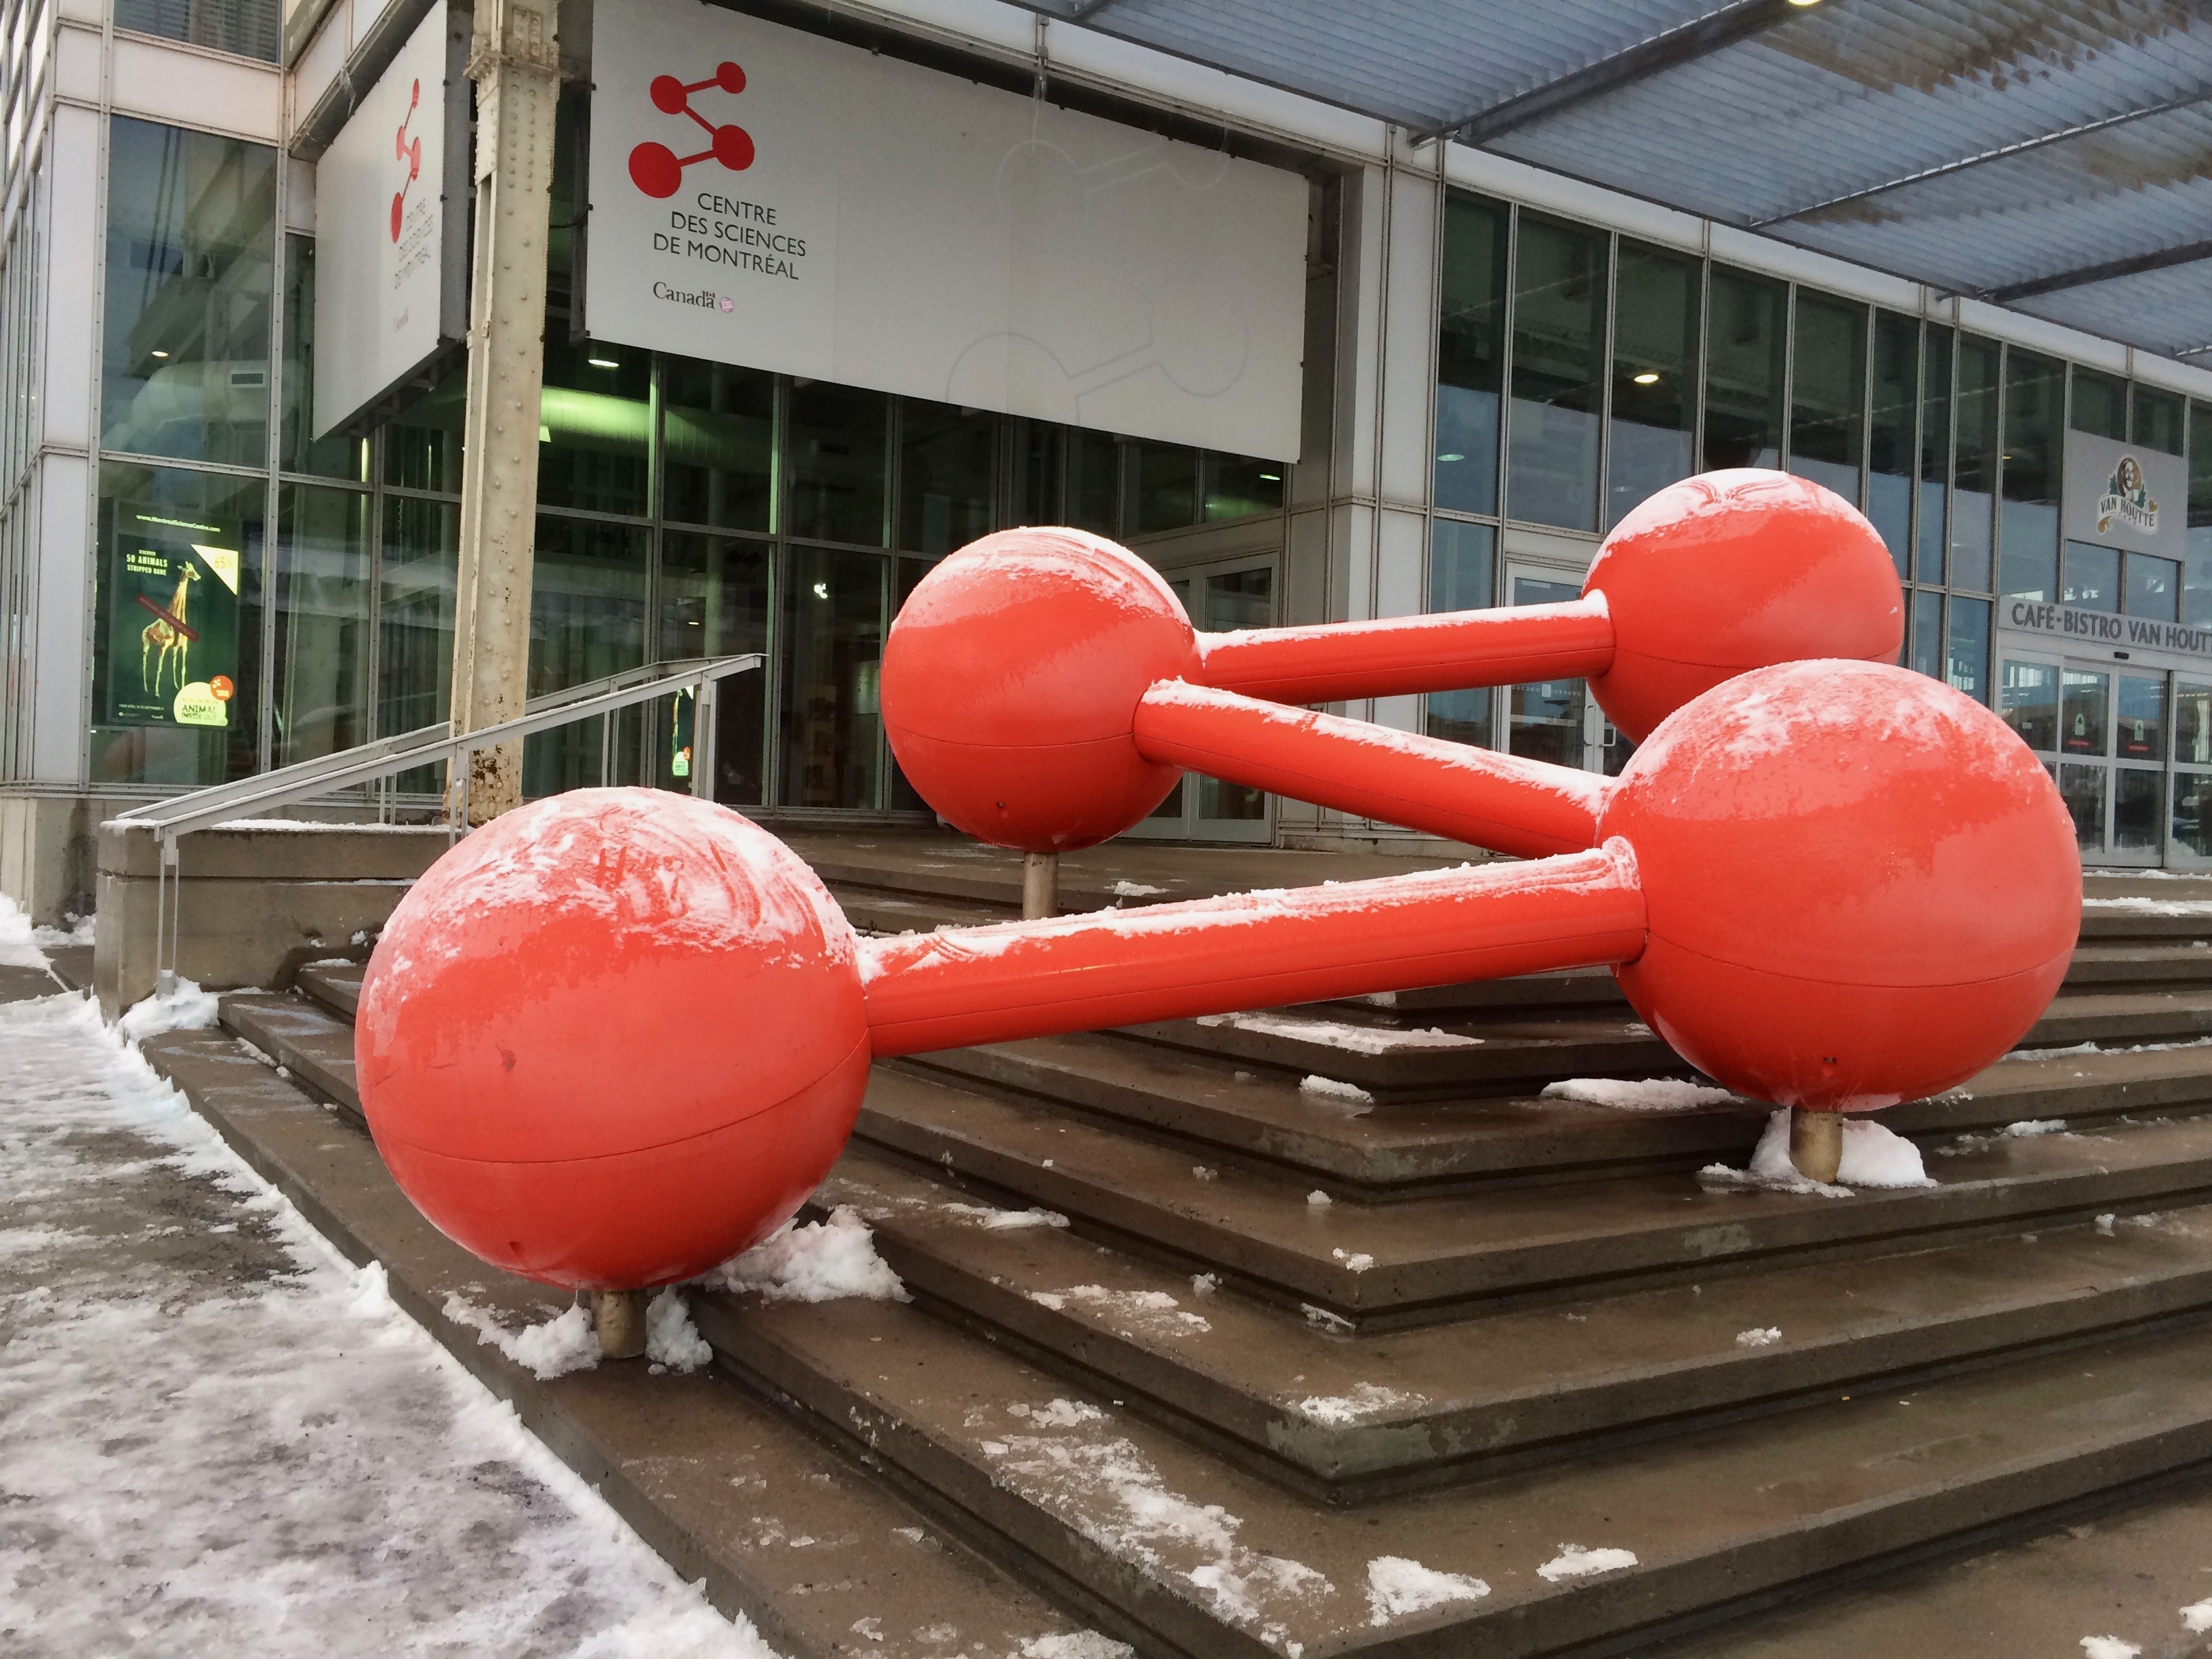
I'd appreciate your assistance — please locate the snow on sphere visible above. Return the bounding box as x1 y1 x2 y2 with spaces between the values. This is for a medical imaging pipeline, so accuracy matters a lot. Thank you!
356 789 868 1290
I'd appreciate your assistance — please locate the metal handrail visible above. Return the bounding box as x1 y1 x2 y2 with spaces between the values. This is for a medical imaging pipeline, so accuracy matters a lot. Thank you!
123 653 762 994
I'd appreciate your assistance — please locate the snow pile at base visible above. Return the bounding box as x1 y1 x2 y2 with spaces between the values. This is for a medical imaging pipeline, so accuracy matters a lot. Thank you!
116 977 223 1042
1297 1383 1414 1425
33 909 97 949
1700 1110 1935 1196
1366 1555 1490 1624
0 991 773 1656
443 1294 600 1380
647 1288 712 1372
0 893 50 967
703 1206 909 1303
1542 1077 1734 1112
2005 1118 2069 1136
1736 1327 1781 1348
2183 1599 2212 1633
2081 1639 2141 1659
1111 880 1168 899
1536 1544 1639 1582
943 1200 1070 1230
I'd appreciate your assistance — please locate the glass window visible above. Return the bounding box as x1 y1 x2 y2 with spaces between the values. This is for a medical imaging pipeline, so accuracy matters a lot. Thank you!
2064 541 2120 612
116 0 279 64
2135 386 2185 456
1203 453 1284 522
2192 401 2212 628
1953 337 2000 592
2127 551 2180 621
899 401 996 554
89 461 264 786
2177 769 2212 860
1946 596 1990 704
1917 326 1952 586
2114 768 2163 853
272 485 370 768
2071 367 2127 439
384 371 466 494
2116 674 2167 763
1909 588 1942 679
537 336 651 516
787 380 886 545
2059 763 2106 855
1866 313 1917 577
1789 293 1864 505
102 118 276 467
1703 268 1785 472
1425 520 1494 747
378 495 459 742
1132 442 1198 533
1605 241 1698 530
780 546 885 807
2179 680 2212 766
1507 571 1584 766
1999 348 2062 602
1434 192 1507 516
1197 571 1272 821
1506 215 1605 532
1067 430 1120 535
658 531 769 804
2061 668 2110 756
888 556 937 813
661 359 773 531
2001 661 2057 752
523 516 651 794
279 234 369 482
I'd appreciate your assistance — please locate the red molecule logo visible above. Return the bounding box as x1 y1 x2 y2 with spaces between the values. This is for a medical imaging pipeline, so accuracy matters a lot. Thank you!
390 78 422 244
629 60 752 199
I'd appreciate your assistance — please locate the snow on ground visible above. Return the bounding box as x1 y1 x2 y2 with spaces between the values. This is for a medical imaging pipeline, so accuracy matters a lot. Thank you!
0 989 773 1658
1196 1012 1481 1054
1700 1110 1934 1197
115 977 222 1041
1540 1078 1734 1112
699 1206 909 1304
1299 1075 1373 1108
2080 1638 2140 1658
1365 1555 1490 1624
1536 1544 1639 1582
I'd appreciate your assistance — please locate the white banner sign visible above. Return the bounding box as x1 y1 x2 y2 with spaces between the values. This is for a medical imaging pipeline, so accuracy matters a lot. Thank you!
585 0 1308 460
313 0 462 436
2063 429 2188 557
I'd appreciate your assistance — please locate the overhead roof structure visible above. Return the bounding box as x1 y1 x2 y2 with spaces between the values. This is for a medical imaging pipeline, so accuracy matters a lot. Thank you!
1014 0 2212 364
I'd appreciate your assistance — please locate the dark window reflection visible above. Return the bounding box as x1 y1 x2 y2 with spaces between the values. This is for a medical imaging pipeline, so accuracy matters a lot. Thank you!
2136 386 2186 456
779 546 884 807
2070 368 2127 440
1507 216 1604 531
2061 668 2110 757
1607 241 1698 530
1999 348 2062 602
538 337 651 516
2127 552 2179 621
1425 520 1494 747
1917 326 1952 585
1945 596 1990 704
659 530 769 804
118 0 279 62
2117 674 2167 763
1953 337 2000 593
1702 268 1784 472
1789 293 1864 504
1507 573 1584 768
787 382 886 546
2064 541 2120 612
273 484 370 767
1133 442 1197 533
1867 312 1917 577
1435 192 1506 516
662 360 773 531
2116 766 2165 853
1203 453 1284 522
2001 661 2057 753
899 401 996 554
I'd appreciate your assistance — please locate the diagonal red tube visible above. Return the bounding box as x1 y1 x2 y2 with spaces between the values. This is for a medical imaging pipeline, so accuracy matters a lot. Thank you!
1132 680 1608 858
859 846 1646 1057
1192 597 1614 706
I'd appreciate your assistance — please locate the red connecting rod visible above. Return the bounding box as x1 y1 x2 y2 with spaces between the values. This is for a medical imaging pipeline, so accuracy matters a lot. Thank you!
859 846 1644 1057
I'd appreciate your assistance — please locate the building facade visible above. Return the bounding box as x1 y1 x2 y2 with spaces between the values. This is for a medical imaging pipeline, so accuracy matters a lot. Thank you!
4 0 2211 919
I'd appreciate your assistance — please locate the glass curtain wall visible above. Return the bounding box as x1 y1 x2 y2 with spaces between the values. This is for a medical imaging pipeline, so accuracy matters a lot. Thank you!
1606 242 1699 531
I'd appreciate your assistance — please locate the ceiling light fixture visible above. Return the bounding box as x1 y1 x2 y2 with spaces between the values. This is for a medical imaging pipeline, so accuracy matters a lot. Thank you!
1633 371 1660 385
150 349 169 359
588 356 619 369
1436 452 1465 463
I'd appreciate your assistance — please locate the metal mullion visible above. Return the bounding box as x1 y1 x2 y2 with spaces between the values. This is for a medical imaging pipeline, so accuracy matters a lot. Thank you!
1490 198 1517 750
1856 298 1872 513
1595 228 1616 535
1779 280 1796 472
259 175 285 777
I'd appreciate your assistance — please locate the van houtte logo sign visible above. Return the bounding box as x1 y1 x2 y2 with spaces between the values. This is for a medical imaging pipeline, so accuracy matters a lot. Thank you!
628 61 754 198
2097 454 2160 537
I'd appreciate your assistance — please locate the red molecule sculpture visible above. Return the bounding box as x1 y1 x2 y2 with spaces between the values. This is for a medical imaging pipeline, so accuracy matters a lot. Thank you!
356 473 2078 1292
628 60 754 200
880 470 1904 853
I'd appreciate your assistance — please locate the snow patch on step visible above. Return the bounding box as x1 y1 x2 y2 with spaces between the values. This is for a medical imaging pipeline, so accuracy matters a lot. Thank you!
1027 1284 1210 1336
1366 1555 1490 1624
1536 1543 1638 1581
442 1294 599 1380
118 978 222 1042
1699 1110 1934 1197
1199 1011 1481 1054
1294 1383 1417 1425
1541 1077 1734 1112
701 1206 909 1303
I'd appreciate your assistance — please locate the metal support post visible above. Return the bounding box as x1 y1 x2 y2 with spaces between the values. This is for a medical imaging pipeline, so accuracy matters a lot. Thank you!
1022 851 1058 920
592 1288 649 1359
448 0 562 826
1790 1106 1843 1184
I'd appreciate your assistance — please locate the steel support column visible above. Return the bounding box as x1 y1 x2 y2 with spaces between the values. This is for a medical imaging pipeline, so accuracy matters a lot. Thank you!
449 0 561 823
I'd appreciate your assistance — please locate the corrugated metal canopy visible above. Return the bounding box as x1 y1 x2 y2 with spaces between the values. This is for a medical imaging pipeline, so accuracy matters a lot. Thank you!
1019 0 2212 365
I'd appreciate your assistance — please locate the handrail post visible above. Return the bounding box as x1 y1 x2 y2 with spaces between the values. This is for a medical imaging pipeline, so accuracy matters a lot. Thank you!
155 832 179 998
693 675 716 802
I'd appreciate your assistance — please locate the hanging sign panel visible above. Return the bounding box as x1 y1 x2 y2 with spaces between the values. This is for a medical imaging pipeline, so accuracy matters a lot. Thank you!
105 515 242 729
2063 430 2188 558
312 0 468 436
584 0 1308 461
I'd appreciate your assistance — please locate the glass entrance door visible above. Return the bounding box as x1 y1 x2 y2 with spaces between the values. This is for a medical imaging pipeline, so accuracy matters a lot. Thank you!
1130 555 1277 842
2005 653 2173 867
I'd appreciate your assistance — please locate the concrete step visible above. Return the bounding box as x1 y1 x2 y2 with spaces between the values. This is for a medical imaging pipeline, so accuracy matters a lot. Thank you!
296 958 362 1018
902 1035 2212 1195
827 1143 2212 1501
853 1065 2212 1328
222 990 362 1122
131 1022 1094 1659
697 1257 2212 1659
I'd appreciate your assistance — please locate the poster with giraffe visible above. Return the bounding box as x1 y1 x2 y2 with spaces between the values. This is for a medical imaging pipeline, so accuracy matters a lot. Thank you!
104 525 241 728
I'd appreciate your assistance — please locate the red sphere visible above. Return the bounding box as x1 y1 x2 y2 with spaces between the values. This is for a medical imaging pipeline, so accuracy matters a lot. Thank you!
883 528 1194 851
1603 659 2080 1112
355 790 868 1288
1586 470 1902 742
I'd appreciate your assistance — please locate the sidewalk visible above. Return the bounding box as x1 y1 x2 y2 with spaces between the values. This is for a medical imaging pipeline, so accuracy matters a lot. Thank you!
0 907 772 1657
